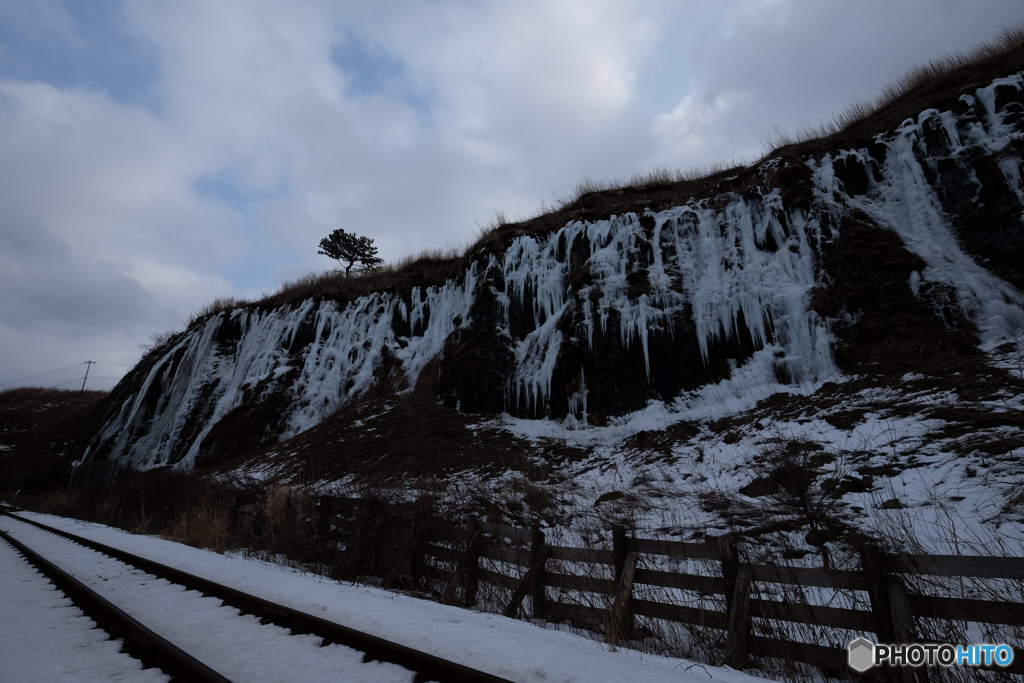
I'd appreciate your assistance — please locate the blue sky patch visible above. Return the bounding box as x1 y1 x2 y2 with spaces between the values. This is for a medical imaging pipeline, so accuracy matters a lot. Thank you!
330 31 434 116
0 0 160 110
330 32 404 98
194 171 288 214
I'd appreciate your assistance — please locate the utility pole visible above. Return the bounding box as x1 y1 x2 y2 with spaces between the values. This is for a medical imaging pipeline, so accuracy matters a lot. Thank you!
81 361 95 391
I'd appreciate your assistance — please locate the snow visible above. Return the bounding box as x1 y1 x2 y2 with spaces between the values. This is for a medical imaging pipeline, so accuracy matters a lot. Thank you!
1 511 763 683
2 516 409 682
0 534 168 683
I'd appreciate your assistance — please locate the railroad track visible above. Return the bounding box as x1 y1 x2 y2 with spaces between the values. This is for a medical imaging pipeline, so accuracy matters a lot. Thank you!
0 509 511 683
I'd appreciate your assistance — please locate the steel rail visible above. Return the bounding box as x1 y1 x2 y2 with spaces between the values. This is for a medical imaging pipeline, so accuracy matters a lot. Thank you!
0 526 230 683
2 511 511 683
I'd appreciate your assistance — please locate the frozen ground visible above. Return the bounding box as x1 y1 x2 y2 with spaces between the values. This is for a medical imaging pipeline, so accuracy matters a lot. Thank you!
1 509 764 683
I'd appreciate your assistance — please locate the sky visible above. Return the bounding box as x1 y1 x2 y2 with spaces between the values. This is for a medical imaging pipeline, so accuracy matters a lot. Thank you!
2 0 1023 392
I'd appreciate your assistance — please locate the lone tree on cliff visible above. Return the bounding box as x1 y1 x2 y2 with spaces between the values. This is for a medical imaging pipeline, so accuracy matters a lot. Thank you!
318 228 384 276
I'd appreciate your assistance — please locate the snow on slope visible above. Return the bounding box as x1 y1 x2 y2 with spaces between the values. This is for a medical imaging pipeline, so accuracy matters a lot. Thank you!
83 71 1024 472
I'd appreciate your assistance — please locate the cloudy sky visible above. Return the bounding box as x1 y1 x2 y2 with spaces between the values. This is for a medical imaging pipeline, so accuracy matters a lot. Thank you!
2 0 1023 392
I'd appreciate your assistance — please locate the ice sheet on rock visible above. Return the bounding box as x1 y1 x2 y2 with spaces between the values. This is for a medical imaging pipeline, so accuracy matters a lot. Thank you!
500 199 833 416
811 73 1024 348
95 269 479 470
656 194 828 380
974 74 1024 143
394 261 480 390
94 186 837 465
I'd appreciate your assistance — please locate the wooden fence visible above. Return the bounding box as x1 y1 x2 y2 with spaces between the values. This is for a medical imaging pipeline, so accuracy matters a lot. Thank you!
303 498 1024 679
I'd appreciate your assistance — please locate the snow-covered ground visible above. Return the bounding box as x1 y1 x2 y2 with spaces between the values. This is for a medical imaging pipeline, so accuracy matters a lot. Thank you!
1 510 764 683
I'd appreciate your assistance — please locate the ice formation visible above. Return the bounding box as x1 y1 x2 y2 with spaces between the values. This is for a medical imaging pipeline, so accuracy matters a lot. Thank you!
85 71 1024 471
811 73 1024 347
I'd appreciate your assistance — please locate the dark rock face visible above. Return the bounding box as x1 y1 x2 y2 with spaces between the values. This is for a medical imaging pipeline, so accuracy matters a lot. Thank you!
832 153 876 196
909 80 1024 291
811 211 978 373
437 285 515 414
77 71 1024 472
936 145 1024 291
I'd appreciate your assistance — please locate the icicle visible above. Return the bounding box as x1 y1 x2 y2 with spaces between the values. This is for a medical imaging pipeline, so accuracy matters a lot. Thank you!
567 368 589 424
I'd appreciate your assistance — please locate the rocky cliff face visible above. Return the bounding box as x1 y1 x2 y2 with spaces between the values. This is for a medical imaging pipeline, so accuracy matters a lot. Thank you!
81 71 1024 474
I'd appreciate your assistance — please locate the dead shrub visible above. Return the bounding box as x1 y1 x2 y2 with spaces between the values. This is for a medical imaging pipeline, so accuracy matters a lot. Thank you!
701 441 858 568
163 485 237 552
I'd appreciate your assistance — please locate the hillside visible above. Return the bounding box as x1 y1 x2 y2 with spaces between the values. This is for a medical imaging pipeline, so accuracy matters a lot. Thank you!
0 388 106 493
18 32 1023 561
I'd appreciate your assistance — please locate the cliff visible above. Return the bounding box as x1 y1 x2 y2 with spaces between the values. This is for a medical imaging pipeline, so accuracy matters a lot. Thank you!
78 57 1024 491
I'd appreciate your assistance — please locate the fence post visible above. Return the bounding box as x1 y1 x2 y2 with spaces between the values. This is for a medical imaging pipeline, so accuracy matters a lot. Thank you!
463 517 481 605
409 514 425 587
365 497 387 577
382 516 425 590
723 564 752 669
504 524 549 619
861 544 925 683
442 517 481 606
612 526 628 583
607 550 637 646
530 523 548 619
718 535 751 669
718 535 739 612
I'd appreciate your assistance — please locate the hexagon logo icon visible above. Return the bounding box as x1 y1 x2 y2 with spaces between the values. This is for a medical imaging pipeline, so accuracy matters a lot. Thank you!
848 637 875 672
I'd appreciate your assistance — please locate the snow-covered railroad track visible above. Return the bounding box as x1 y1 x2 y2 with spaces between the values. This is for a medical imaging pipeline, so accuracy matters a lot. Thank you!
0 528 172 681
0 511 511 683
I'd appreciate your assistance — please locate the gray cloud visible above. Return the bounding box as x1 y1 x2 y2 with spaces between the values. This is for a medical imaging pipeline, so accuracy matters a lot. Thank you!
2 0 1023 390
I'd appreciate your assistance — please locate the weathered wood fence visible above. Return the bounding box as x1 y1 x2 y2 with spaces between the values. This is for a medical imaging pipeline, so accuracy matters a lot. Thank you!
285 497 1024 678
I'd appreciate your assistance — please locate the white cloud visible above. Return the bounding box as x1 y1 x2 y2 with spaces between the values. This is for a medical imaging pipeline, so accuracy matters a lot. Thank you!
0 77 248 387
0 81 201 255
652 88 758 168
2 0 1024 390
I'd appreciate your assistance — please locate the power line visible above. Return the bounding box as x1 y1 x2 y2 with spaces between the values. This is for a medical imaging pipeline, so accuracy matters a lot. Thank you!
2 361 135 389
0 363 89 387
32 377 124 391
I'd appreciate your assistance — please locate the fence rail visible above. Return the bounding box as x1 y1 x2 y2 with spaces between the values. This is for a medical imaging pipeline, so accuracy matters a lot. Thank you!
290 497 1024 678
